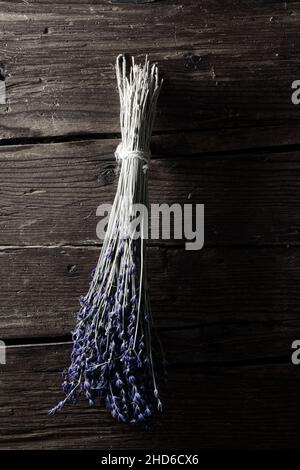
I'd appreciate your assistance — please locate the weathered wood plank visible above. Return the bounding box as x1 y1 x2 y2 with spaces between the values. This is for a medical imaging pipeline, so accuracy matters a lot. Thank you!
0 0 299 142
0 245 299 347
0 343 299 449
0 139 299 246
153 125 300 155
161 320 298 365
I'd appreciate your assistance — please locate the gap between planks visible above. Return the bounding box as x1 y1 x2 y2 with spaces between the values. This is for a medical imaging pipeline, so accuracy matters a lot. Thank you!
1 128 300 159
0 244 298 251
2 340 290 369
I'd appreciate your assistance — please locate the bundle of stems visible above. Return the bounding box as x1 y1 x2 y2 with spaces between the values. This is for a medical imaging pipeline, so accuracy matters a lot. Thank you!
49 55 163 423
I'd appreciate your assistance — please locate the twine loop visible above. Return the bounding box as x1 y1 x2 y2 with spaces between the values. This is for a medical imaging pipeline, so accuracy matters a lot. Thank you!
115 143 150 172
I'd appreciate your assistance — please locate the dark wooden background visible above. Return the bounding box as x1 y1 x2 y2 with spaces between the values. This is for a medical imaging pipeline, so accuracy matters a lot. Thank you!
0 0 300 450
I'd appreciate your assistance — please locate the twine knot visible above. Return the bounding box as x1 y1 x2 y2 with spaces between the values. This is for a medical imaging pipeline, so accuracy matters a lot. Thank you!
115 143 150 172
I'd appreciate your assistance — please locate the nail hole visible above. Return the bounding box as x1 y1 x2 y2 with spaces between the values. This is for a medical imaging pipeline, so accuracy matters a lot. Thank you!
67 264 77 274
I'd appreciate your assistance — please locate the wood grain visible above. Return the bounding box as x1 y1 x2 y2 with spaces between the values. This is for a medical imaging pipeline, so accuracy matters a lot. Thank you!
0 342 299 449
0 0 299 142
0 139 299 246
0 245 299 349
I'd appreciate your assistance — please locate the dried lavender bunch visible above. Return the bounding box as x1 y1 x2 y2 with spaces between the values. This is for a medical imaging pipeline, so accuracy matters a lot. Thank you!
49 55 163 423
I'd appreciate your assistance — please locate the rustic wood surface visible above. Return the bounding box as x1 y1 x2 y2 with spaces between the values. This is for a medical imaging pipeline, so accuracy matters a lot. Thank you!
0 140 300 246
0 0 299 140
0 245 300 343
0 0 299 451
0 343 299 450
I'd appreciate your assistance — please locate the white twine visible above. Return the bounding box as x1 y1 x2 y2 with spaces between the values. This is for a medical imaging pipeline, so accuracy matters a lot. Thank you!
115 142 151 171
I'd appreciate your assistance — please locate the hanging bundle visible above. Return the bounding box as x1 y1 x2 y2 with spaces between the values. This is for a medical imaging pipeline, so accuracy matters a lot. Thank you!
49 55 163 424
